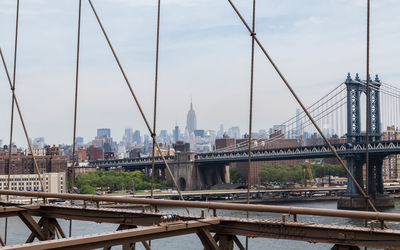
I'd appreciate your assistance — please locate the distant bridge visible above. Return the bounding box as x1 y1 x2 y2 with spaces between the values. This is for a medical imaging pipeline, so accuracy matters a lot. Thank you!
91 139 400 169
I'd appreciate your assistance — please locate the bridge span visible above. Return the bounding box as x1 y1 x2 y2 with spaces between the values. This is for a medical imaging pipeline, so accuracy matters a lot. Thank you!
90 140 400 192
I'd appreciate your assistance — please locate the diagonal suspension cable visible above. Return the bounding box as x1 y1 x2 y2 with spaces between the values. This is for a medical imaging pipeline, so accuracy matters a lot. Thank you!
71 0 82 192
0 48 46 192
151 0 161 200
87 0 189 213
5 0 20 245
226 0 377 212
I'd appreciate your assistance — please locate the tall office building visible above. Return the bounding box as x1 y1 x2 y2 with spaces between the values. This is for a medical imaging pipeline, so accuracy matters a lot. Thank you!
133 130 141 145
173 126 180 142
97 128 111 138
296 108 301 137
185 100 197 134
75 137 84 146
228 127 241 139
124 128 133 144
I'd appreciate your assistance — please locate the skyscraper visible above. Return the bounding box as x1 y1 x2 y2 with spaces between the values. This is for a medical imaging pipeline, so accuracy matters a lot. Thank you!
97 128 111 138
185 100 197 134
173 125 180 142
133 130 141 145
124 128 133 144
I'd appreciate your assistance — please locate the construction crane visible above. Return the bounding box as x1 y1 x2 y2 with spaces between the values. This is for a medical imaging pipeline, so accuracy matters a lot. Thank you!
300 136 314 186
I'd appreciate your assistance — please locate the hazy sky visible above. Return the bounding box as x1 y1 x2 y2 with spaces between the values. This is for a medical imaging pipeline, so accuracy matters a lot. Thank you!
1 0 400 146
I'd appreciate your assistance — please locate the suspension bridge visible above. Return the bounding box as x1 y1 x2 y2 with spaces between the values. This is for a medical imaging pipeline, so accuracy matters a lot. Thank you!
93 72 400 208
1 0 400 249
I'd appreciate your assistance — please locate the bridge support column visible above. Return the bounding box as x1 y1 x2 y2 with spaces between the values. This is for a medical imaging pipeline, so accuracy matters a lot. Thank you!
345 158 356 195
339 156 393 209
375 158 384 194
368 161 377 198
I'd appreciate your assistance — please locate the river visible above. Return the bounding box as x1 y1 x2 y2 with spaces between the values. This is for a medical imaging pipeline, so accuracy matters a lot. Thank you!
2 199 400 249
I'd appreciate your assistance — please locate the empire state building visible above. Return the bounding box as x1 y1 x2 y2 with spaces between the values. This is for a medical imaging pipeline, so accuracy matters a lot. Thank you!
186 100 197 134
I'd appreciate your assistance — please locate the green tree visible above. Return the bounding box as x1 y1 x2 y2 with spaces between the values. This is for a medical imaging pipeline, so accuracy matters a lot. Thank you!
79 185 96 194
75 170 172 191
229 166 242 184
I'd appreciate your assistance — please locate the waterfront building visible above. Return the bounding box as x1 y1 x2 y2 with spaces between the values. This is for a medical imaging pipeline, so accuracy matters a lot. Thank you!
0 172 66 193
0 155 67 175
88 146 104 161
382 126 400 181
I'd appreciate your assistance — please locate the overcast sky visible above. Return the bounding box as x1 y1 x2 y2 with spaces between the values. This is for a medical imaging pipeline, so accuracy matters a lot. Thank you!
1 0 400 146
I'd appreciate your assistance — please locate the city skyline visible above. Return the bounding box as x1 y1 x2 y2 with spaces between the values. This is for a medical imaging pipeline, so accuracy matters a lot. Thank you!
1 0 400 146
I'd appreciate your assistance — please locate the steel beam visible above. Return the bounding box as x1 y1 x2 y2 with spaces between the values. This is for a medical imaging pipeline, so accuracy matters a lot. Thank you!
0 205 40 217
211 219 400 249
196 228 220 250
3 191 400 222
18 212 45 241
2 219 219 250
29 205 162 226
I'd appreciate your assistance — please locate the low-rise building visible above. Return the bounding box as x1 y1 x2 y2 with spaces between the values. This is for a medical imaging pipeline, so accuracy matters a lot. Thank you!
0 172 66 193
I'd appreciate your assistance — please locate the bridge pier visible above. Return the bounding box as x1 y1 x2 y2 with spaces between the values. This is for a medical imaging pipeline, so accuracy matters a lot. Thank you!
339 157 393 209
168 152 230 190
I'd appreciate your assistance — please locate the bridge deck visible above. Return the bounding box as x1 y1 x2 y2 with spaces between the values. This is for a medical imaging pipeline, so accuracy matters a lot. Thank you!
1 202 400 249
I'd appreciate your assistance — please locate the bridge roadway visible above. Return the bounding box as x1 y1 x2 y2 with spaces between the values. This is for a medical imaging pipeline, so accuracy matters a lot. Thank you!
91 140 400 169
2 190 400 249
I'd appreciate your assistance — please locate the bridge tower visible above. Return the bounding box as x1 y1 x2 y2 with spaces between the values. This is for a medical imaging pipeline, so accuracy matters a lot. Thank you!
340 73 392 209
345 72 381 144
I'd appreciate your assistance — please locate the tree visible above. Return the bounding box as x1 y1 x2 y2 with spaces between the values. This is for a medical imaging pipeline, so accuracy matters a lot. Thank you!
75 170 172 191
229 166 242 184
79 185 96 194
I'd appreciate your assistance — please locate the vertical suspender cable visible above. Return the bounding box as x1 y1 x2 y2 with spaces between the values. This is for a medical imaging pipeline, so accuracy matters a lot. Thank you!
87 0 189 214
5 0 19 245
151 0 161 200
70 0 82 237
246 0 256 249
365 0 371 212
71 0 82 193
